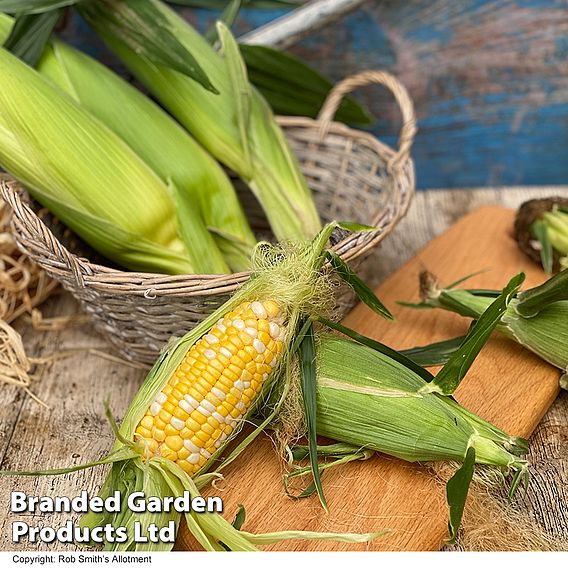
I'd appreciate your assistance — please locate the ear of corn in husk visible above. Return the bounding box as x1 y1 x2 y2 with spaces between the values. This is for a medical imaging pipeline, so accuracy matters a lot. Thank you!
417 269 568 389
0 13 256 273
515 197 568 273
78 0 322 243
0 226 529 547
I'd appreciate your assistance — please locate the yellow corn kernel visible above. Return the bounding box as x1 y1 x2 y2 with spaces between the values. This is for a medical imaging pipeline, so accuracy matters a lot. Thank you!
133 300 284 474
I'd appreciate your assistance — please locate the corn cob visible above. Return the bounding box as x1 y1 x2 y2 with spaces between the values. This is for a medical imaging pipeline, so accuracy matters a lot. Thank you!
135 299 285 475
0 13 255 273
78 0 322 243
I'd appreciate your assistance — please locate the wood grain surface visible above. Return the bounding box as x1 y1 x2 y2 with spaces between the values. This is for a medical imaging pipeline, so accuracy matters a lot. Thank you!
176 206 561 551
0 187 566 551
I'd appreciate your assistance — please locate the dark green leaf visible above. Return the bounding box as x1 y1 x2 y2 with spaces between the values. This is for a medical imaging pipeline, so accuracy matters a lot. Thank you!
532 219 554 274
401 335 466 367
205 0 241 43
241 44 373 125
516 268 568 318
465 289 501 298
327 251 393 320
167 0 301 8
0 0 77 13
431 273 525 395
298 320 328 512
446 446 476 543
3 9 61 67
508 467 529 500
319 318 437 384
231 504 246 530
78 0 218 93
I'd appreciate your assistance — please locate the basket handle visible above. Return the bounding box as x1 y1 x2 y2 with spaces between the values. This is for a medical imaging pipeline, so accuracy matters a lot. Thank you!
0 179 90 287
317 70 417 168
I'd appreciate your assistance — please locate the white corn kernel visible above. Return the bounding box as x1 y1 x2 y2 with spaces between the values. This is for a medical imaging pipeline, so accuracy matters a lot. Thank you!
150 402 161 416
211 387 226 400
245 327 258 338
233 318 245 330
171 417 185 431
253 339 266 353
187 453 200 464
184 439 200 453
204 349 216 360
251 301 267 318
205 334 219 344
269 322 280 339
156 393 167 404
220 347 232 358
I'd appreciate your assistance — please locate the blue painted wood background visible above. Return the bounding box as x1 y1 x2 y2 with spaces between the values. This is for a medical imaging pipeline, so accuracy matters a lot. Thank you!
60 0 568 190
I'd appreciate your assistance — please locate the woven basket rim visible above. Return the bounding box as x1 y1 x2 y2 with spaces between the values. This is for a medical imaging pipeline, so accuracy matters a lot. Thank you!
1 70 416 298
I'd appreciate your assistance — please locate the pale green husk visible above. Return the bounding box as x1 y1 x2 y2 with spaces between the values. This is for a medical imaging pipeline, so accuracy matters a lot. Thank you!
0 45 207 274
79 0 322 243
316 336 527 469
0 13 257 273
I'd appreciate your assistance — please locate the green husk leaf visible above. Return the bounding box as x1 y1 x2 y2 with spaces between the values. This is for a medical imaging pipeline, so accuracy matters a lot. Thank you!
205 0 241 43
240 44 373 125
169 179 230 274
320 318 436 383
401 335 467 367
326 250 393 320
425 273 525 396
298 320 328 512
532 218 554 274
336 221 376 232
447 269 490 289
516 268 568 317
81 0 217 93
217 21 252 175
242 529 385 545
232 505 246 530
28 188 195 274
0 0 76 12
446 445 476 543
3 9 60 66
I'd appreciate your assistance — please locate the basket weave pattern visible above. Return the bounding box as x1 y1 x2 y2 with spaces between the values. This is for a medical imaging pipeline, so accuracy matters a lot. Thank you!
1 71 416 364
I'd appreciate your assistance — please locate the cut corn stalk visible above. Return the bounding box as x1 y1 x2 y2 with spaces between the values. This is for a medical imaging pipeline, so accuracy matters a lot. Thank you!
1 225 529 547
515 197 568 273
0 13 255 273
78 0 322 243
415 269 568 389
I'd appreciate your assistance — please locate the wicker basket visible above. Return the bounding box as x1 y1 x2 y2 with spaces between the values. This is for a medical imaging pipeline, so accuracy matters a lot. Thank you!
0 71 416 365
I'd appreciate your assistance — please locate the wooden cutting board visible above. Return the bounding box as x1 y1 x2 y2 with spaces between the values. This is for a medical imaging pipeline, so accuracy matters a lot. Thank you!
176 206 561 551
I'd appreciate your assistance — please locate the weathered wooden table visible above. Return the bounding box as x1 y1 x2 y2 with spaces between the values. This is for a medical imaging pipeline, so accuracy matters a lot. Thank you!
1 187 567 551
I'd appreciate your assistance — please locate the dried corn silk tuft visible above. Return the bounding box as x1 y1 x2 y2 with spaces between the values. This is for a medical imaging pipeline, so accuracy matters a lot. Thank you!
431 463 568 551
